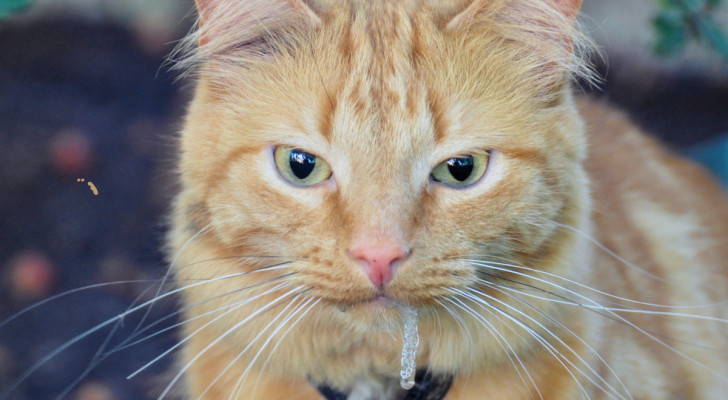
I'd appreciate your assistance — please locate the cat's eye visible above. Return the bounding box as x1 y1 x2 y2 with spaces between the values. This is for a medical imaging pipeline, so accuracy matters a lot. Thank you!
431 152 490 188
274 146 332 186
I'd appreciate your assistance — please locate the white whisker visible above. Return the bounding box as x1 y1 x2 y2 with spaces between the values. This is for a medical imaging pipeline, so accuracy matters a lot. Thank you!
433 298 475 356
478 281 633 400
228 296 319 400
0 266 272 399
552 222 679 286
442 295 543 400
156 285 306 399
129 281 290 381
0 279 159 330
472 260 728 387
452 287 627 400
193 292 313 400
114 274 294 354
252 297 321 395
461 291 592 400
135 223 215 338
468 259 728 310
477 276 728 325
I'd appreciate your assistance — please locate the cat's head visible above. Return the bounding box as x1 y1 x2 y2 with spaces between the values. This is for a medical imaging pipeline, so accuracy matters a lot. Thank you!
171 0 593 383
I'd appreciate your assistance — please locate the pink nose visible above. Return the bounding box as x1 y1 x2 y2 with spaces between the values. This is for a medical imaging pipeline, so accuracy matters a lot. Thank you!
350 242 409 288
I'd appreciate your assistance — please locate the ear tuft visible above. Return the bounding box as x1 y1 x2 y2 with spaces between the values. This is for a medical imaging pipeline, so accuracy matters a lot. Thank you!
195 0 320 30
194 0 320 44
554 0 582 21
446 0 583 35
444 1 487 32
173 0 320 74
555 0 582 19
443 0 595 97
193 0 215 23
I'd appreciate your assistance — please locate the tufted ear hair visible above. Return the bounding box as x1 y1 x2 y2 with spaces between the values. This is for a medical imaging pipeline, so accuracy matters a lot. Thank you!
176 0 320 73
444 0 592 97
446 0 581 39
555 0 582 20
194 0 320 38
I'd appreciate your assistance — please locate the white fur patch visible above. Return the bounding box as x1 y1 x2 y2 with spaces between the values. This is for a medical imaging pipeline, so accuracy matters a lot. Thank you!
347 376 402 400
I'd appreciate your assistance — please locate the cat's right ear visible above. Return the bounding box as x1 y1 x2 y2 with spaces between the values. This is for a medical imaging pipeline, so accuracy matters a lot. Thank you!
192 0 320 48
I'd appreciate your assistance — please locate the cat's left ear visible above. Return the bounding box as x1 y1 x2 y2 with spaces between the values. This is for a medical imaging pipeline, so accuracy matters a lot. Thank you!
556 0 582 19
445 0 587 94
545 0 582 50
446 0 582 40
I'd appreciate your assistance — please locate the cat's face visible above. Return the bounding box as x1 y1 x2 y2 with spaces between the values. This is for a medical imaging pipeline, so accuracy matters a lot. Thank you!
172 0 590 384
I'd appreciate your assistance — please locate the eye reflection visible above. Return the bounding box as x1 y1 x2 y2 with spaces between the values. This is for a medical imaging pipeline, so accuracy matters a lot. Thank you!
431 152 489 188
289 150 317 180
274 146 332 186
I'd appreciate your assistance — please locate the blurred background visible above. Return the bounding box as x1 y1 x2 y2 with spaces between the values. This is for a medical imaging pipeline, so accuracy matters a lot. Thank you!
0 0 726 399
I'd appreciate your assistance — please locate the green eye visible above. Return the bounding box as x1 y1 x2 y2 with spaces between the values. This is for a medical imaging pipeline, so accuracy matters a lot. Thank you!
431 152 489 188
274 146 332 186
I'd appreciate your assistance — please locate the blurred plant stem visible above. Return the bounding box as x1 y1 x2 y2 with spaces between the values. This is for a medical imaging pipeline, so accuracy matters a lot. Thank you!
0 0 29 19
654 0 728 58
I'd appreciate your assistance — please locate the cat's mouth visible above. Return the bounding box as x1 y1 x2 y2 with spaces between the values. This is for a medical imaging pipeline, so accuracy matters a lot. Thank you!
366 294 395 307
338 293 407 314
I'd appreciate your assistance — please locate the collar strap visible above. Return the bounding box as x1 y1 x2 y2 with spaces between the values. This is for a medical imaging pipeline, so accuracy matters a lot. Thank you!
316 370 454 400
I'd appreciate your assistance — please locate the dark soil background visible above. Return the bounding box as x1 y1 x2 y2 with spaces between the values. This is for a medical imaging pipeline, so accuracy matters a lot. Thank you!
0 16 726 400
0 20 187 400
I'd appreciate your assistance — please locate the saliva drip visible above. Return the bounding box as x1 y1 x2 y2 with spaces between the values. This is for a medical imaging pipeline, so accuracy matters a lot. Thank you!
397 304 419 390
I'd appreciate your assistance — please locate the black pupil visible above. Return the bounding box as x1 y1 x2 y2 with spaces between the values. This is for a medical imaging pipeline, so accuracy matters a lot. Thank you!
289 150 317 179
447 156 474 182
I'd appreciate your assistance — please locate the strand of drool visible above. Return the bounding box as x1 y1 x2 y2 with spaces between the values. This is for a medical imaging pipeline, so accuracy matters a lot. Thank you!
398 304 420 390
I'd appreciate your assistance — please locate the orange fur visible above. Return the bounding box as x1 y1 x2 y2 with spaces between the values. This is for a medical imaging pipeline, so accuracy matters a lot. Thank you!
167 1 728 398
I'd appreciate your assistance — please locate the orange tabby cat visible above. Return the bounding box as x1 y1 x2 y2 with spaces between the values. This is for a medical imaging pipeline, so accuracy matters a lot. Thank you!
166 0 728 399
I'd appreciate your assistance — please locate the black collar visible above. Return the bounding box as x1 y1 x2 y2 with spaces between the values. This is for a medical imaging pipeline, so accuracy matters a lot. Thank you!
316 370 454 400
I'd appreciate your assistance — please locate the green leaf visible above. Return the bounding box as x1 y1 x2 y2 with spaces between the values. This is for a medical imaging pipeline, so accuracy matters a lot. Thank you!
696 17 728 57
706 0 723 8
653 11 689 55
679 0 706 12
659 0 703 10
659 0 684 9
0 0 30 18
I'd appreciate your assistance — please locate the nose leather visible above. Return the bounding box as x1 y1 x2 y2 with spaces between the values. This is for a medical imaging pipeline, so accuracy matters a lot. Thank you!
349 242 409 287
